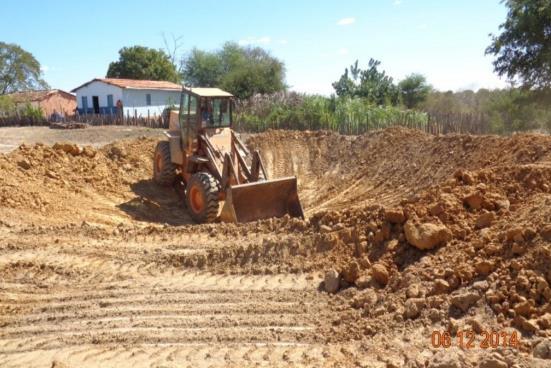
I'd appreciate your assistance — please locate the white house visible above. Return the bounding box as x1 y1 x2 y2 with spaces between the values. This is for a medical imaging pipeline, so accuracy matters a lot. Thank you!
71 78 182 118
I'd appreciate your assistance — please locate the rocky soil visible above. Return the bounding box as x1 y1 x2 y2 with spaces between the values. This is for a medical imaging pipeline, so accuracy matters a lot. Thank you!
0 127 550 367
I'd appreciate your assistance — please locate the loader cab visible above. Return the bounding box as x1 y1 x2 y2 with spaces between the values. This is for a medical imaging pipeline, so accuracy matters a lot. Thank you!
178 87 234 151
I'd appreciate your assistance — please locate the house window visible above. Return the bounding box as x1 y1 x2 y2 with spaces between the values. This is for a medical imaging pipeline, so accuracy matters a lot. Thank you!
107 94 114 108
146 93 152 106
81 96 88 112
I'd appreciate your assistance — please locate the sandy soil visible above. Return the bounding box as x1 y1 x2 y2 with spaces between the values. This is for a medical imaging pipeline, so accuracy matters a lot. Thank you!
0 127 550 367
0 126 163 153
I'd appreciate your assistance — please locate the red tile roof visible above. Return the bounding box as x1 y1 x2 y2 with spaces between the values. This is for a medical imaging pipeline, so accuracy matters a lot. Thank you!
6 89 75 103
71 78 182 92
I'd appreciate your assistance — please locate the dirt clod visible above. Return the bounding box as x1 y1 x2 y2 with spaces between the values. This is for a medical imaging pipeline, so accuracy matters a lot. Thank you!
53 142 83 156
450 290 481 312
385 208 406 224
351 289 378 309
325 269 340 293
478 353 508 368
533 339 551 359
541 225 551 241
404 221 452 250
342 261 361 283
404 298 424 319
427 349 464 368
371 263 390 286
476 211 495 229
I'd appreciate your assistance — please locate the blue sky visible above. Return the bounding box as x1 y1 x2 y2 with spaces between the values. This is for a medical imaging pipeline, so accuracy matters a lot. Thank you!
1 0 508 95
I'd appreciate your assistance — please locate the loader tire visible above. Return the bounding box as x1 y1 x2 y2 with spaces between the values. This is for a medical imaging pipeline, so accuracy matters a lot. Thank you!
153 141 177 186
186 172 219 223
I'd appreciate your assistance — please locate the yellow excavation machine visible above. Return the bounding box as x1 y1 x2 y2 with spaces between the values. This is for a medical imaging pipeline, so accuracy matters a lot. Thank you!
153 87 303 223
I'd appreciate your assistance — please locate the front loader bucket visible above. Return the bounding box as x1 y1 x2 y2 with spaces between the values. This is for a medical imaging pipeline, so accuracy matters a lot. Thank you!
220 177 304 223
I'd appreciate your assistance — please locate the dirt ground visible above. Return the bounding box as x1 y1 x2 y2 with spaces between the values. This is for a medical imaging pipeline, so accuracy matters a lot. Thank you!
0 127 550 367
0 126 163 153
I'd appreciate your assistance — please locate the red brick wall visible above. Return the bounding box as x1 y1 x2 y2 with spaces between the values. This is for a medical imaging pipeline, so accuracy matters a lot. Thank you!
40 93 76 117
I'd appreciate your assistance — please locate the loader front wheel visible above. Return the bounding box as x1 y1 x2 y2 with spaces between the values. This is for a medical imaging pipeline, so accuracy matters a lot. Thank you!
186 172 219 223
153 141 177 186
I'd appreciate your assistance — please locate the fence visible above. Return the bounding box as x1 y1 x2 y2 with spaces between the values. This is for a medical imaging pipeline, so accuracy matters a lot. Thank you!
0 110 495 136
235 111 493 136
71 113 168 129
0 115 48 127
425 112 490 135
0 112 169 129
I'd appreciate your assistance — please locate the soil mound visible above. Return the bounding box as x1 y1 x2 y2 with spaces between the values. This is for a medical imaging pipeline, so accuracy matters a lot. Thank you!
1 127 551 366
2 128 549 224
248 128 551 213
0 137 158 224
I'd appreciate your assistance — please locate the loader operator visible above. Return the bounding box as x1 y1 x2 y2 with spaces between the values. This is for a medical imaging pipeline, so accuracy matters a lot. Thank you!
201 100 214 127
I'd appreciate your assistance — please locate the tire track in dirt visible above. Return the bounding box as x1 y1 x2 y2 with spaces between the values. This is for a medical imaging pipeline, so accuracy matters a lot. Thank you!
0 222 354 368
0 271 340 367
3 129 550 367
1 343 357 368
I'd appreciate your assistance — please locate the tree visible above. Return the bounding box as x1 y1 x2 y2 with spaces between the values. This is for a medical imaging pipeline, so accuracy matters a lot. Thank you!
332 59 399 105
483 89 543 132
349 60 360 82
181 42 286 99
221 45 285 98
106 46 180 82
420 87 551 133
398 73 431 109
486 0 551 89
182 48 223 87
0 94 15 115
357 59 399 105
162 33 184 74
421 90 464 115
0 42 48 95
332 68 356 97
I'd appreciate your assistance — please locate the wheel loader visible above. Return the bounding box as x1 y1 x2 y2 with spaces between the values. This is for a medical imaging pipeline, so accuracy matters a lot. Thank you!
153 87 303 223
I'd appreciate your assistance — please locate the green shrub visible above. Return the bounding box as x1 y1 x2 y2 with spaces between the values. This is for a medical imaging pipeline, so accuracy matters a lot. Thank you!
235 93 428 134
21 103 44 120
0 95 15 116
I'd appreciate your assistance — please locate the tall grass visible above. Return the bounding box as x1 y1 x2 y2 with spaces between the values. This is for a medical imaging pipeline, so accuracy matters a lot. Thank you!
235 92 428 134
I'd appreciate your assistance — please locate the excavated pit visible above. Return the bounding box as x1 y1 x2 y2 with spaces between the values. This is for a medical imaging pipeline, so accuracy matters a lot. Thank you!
1 127 551 367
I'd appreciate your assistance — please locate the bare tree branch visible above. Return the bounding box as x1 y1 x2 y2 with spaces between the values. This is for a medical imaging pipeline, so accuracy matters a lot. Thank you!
162 33 185 74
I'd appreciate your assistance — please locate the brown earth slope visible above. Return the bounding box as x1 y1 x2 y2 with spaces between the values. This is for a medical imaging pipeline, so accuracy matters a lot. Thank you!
0 128 550 367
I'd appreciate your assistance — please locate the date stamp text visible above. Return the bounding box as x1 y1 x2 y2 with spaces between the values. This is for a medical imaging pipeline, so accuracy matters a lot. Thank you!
430 330 520 349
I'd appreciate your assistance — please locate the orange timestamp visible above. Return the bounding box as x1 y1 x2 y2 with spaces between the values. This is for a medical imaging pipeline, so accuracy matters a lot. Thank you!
431 330 520 349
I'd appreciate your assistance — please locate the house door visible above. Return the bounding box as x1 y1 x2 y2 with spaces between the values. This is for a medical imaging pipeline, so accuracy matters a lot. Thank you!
92 96 100 114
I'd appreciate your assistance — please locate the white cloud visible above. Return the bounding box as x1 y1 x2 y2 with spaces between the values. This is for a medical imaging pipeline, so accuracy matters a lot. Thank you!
278 39 288 45
336 17 355 26
337 48 349 55
238 36 271 46
417 23 428 30
393 0 402 6
40 65 50 72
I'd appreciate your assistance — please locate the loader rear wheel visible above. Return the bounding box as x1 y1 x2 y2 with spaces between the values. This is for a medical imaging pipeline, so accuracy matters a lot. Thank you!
153 141 177 186
186 172 219 223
